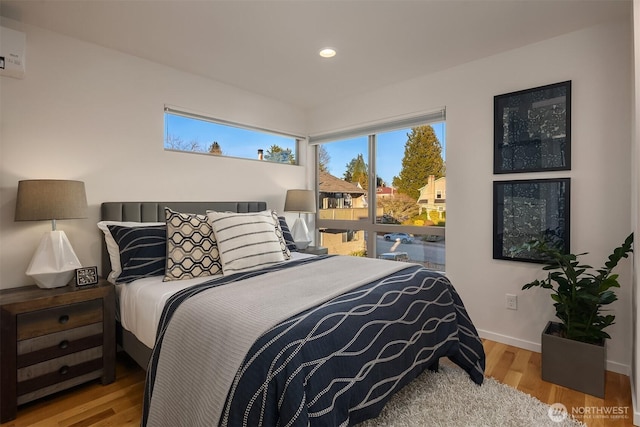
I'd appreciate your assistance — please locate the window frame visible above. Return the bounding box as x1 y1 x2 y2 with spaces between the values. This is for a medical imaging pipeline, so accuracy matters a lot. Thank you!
311 110 446 267
164 106 304 165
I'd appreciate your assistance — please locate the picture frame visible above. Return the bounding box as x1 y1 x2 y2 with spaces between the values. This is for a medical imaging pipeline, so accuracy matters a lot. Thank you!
493 178 570 263
75 266 99 287
494 81 571 174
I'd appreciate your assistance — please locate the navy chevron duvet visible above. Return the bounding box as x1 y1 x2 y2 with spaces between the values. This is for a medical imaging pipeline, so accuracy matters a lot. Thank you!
143 255 485 427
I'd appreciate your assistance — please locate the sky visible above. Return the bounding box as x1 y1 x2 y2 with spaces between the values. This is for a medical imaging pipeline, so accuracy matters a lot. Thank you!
165 115 296 159
323 122 446 186
165 114 446 185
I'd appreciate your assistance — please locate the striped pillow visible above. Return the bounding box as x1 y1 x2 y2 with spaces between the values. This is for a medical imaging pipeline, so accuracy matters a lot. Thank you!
277 216 298 252
106 224 166 284
269 210 292 259
207 210 286 274
97 221 164 283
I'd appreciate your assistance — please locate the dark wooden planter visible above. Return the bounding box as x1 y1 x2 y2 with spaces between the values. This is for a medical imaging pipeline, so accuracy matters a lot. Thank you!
541 321 605 398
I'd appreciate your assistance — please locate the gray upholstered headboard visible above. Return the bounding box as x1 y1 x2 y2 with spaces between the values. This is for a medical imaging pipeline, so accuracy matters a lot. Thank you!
100 201 267 278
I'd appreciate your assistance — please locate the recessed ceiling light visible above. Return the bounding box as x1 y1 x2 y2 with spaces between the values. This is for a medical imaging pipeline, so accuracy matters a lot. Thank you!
319 48 336 58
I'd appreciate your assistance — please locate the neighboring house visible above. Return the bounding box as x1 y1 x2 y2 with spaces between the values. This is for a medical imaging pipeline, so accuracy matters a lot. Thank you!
317 171 370 255
376 186 396 199
417 175 446 222
318 170 367 213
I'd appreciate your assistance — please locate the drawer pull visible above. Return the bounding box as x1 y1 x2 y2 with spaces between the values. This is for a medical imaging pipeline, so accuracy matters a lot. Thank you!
58 315 70 324
59 365 69 375
58 340 70 349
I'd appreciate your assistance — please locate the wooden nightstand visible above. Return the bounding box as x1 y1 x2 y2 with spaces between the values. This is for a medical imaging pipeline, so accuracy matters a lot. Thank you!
298 246 328 255
0 280 116 423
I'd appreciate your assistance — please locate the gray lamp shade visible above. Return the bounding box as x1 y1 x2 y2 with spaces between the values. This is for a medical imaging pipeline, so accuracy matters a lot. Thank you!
284 189 316 213
15 180 88 221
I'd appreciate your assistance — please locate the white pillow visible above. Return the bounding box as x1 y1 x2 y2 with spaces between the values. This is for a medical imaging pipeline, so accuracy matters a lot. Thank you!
97 221 164 284
206 209 291 261
206 210 286 275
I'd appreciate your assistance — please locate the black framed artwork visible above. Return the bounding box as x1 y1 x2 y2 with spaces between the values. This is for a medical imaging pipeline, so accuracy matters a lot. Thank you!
493 178 570 263
494 81 571 174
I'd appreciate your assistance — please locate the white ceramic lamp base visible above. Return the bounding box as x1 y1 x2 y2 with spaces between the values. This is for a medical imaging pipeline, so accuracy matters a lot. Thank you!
291 217 311 250
26 230 82 288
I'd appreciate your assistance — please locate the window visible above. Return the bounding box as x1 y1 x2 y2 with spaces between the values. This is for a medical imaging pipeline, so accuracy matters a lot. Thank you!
311 110 446 271
317 136 369 220
164 107 301 164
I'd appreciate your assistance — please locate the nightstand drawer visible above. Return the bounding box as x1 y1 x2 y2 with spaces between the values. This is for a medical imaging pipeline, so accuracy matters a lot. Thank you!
17 347 103 403
17 299 103 340
17 323 103 368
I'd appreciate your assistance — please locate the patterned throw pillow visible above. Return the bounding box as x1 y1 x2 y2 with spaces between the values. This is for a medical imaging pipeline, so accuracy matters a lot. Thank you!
207 210 286 275
164 208 222 281
277 216 297 252
107 224 167 284
97 221 165 284
270 210 292 259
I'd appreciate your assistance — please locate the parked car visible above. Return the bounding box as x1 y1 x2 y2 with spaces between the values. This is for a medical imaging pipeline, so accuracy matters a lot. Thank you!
378 252 410 262
383 232 414 243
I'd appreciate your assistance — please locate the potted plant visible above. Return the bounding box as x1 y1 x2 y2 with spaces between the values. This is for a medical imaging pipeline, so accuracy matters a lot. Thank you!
517 233 633 397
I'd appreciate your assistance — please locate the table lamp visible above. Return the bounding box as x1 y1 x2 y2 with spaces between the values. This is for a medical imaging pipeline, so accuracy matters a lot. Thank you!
284 189 316 250
15 180 88 288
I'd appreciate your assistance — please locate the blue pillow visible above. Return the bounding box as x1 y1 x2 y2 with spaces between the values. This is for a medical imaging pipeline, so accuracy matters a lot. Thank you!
107 224 166 283
278 216 298 252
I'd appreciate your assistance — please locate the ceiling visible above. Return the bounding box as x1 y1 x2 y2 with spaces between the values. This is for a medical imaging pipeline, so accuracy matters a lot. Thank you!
0 0 631 110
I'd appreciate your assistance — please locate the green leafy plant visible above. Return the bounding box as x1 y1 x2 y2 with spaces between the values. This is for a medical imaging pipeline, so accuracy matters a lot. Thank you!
519 233 633 344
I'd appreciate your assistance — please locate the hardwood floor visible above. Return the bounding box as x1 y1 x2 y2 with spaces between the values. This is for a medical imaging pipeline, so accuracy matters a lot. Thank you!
483 340 634 427
1 339 634 426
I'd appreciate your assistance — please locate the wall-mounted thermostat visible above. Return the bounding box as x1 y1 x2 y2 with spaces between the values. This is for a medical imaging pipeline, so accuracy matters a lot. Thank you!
0 26 26 79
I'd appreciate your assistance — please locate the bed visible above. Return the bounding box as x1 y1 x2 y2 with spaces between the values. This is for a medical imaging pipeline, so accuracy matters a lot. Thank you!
100 201 485 427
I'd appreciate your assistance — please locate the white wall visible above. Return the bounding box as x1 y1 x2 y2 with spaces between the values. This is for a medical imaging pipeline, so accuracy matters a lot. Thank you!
0 18 308 289
309 20 633 373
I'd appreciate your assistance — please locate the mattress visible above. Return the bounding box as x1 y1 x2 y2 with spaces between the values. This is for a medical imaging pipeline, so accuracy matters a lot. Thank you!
117 252 315 348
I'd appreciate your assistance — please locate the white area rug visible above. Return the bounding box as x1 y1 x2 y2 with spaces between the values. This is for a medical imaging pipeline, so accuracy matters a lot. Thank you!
359 365 586 427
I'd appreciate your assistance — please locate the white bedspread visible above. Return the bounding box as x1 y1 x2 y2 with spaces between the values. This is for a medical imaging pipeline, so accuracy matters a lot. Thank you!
117 252 315 348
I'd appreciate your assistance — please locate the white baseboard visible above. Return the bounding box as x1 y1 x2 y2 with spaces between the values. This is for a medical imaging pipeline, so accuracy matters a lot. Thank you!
478 329 630 376
608 360 632 376
478 328 540 352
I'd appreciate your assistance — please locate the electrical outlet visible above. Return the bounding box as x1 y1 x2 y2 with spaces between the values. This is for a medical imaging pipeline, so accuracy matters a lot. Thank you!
506 294 517 310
